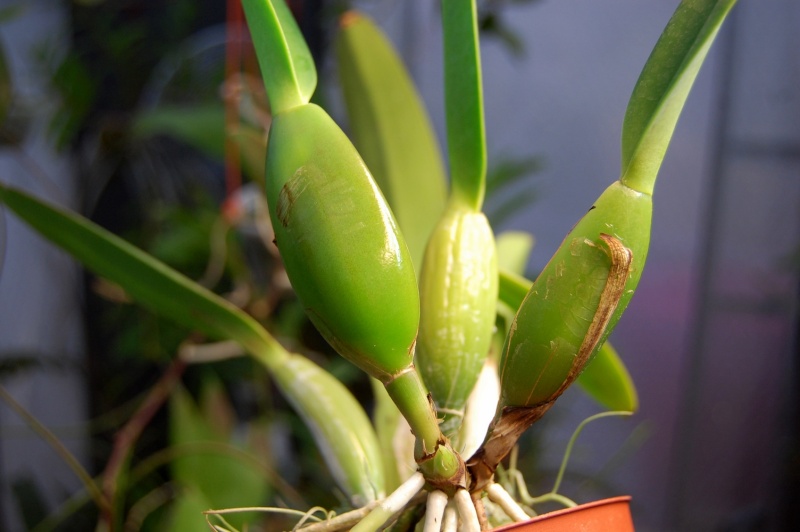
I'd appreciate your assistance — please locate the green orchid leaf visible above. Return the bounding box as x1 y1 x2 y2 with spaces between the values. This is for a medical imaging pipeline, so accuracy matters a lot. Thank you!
497 268 531 312
576 342 639 412
0 184 287 370
442 0 487 210
170 384 269 528
240 0 311 113
336 11 447 269
166 485 213 532
620 0 738 194
270 0 316 103
131 104 226 160
497 269 638 411
496 231 535 275
0 184 387 506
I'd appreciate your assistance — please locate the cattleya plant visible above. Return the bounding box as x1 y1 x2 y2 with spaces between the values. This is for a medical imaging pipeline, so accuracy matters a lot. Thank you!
0 0 737 530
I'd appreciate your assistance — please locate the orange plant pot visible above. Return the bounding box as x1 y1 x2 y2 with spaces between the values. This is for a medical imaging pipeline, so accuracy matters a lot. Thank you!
492 496 634 532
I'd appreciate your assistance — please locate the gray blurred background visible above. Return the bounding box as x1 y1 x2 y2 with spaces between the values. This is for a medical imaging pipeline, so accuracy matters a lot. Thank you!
0 0 798 530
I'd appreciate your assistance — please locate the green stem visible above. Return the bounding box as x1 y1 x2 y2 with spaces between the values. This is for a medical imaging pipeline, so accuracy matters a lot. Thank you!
551 411 632 495
384 369 441 457
526 492 578 509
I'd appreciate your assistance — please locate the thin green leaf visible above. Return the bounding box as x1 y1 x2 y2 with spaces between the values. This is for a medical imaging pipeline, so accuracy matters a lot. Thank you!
620 0 738 194
336 12 447 270
131 104 226 160
497 269 638 411
240 0 307 113
442 0 487 210
0 184 287 370
270 0 316 102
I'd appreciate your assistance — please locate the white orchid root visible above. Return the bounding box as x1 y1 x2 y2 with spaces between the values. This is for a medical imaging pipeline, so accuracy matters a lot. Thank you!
350 472 426 532
486 482 529 522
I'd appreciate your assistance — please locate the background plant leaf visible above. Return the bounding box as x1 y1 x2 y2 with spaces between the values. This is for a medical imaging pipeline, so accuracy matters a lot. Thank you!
169 382 269 528
131 104 226 160
0 184 285 368
336 11 447 270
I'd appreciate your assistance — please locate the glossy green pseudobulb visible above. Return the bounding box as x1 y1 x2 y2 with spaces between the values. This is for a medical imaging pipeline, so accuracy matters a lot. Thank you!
499 181 650 409
265 103 419 382
467 181 650 491
416 203 497 440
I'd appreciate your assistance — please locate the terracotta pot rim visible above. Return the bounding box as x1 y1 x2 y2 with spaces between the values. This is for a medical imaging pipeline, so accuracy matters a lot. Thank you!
491 495 632 531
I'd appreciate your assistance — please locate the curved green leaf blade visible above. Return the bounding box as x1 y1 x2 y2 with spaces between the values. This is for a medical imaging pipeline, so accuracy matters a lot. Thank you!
0 184 286 369
241 0 308 112
620 0 738 194
271 0 317 102
336 12 447 269
497 269 638 411
577 342 639 412
442 0 487 210
0 184 387 506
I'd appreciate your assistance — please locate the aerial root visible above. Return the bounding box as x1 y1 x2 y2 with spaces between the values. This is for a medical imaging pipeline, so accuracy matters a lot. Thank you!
454 489 481 532
486 483 529 522
350 472 426 532
423 490 448 532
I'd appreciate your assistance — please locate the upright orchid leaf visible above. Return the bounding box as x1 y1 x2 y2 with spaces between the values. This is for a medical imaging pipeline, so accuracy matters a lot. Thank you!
442 0 486 210
270 0 316 102
620 0 738 194
336 12 447 269
240 0 311 112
